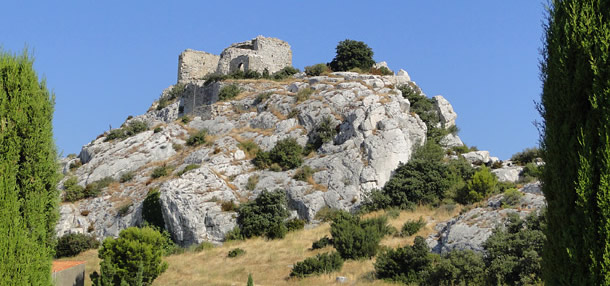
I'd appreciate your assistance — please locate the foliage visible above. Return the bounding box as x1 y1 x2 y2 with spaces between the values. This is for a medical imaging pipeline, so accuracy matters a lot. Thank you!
104 120 149 142
254 91 273 105
247 273 254 286
63 176 85 202
227 248 246 258
236 190 290 239
330 211 390 259
253 138 303 171
117 202 132 217
285 218 305 232
293 165 314 182
509 147 540 165
370 66 393 75
519 162 541 182
290 252 344 278
224 226 244 241
186 129 207 146
151 165 170 179
177 164 200 176
221 200 237 212
91 227 169 286
428 250 485 286
158 83 185 110
246 174 259 191
304 63 330 76
296 87 313 103
56 233 100 258
312 235 333 250
457 166 498 204
180 115 191 124
329 39 375 72
397 83 450 142
272 66 299 80
374 236 433 284
308 116 337 151
501 188 523 208
142 188 165 230
483 212 545 285
64 176 114 202
401 217 426 237
314 206 342 222
119 171 134 183
218 83 241 101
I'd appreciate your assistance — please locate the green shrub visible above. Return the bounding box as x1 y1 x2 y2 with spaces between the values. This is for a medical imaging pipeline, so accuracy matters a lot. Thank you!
177 164 200 176
246 174 259 191
227 248 246 258
180 115 191 124
293 165 314 182
119 171 134 183
428 250 485 286
401 217 426 237
510 147 541 165
142 188 165 230
104 120 148 142
483 211 545 285
385 207 401 219
296 88 313 103
374 236 433 284
172 143 183 151
63 176 85 202
312 236 333 250
330 211 389 259
244 69 261 79
254 92 273 105
151 165 170 179
272 66 299 80
370 66 393 75
186 129 207 146
329 39 375 72
307 116 337 151
224 226 244 241
290 252 344 278
203 73 228 85
218 84 241 101
69 160 82 171
304 63 330 76
56 233 100 258
247 273 254 286
153 127 162 133
501 188 523 208
285 218 306 232
254 138 303 171
90 227 169 286
457 166 498 204
520 162 542 182
236 190 289 239
193 242 215 252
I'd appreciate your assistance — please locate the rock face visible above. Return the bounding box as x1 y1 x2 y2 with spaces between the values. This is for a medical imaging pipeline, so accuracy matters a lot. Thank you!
427 182 545 254
178 36 292 82
433 95 457 128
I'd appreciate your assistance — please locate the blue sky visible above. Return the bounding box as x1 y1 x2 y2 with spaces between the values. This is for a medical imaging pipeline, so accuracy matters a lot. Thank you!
1 1 546 160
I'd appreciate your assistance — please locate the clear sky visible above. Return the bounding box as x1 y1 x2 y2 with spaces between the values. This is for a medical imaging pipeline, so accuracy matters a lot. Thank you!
1 1 546 160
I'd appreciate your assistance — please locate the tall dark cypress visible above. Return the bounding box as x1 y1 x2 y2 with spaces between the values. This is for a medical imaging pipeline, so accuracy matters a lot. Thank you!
0 50 59 285
540 0 610 284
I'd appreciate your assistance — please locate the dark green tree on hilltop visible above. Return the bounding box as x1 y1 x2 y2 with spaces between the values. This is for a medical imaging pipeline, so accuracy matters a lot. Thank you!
329 39 375 71
540 0 610 284
0 50 59 285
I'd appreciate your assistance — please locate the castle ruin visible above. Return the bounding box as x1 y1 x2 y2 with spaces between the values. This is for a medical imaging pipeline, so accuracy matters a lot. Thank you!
177 36 292 83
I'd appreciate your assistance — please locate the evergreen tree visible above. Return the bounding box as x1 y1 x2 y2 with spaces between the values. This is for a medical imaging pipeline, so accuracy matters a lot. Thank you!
0 50 58 285
540 0 610 284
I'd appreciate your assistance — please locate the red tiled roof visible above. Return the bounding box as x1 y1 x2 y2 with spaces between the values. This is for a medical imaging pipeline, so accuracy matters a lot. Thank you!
52 261 86 273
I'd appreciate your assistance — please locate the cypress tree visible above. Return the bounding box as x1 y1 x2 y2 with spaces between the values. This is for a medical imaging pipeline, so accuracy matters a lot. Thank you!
540 0 610 284
0 50 59 285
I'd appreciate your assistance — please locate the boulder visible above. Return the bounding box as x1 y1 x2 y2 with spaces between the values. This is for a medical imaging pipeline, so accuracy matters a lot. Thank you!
433 95 457 128
492 166 523 182
461 150 491 165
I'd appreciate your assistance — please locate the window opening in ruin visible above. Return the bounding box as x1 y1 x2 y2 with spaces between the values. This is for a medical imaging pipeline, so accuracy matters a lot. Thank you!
238 63 244 71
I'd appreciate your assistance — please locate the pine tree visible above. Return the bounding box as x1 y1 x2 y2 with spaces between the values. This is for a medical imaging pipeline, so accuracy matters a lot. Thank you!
540 0 610 284
0 50 59 285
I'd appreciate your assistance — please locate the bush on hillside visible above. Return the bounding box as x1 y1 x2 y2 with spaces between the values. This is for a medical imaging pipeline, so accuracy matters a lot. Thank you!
142 188 165 230
186 129 207 147
119 171 134 183
56 233 100 258
510 147 541 165
304 63 330 76
457 166 498 204
306 116 337 152
236 190 290 239
91 227 169 286
104 120 149 142
312 235 333 250
218 84 241 101
151 165 171 179
329 39 375 72
63 176 85 202
330 211 391 259
296 87 313 103
374 236 433 284
253 138 303 171
272 66 299 80
227 248 246 258
401 217 426 237
428 250 486 285
285 218 306 232
293 165 315 182
290 252 344 278
177 164 200 176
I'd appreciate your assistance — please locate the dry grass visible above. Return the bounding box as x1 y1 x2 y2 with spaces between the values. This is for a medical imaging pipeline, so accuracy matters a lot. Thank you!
64 207 460 286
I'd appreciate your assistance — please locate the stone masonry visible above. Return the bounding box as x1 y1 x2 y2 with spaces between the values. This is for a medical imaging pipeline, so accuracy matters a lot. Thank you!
177 36 292 82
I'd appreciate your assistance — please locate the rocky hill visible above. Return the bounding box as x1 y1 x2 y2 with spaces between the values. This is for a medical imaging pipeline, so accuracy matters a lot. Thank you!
55 36 544 250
